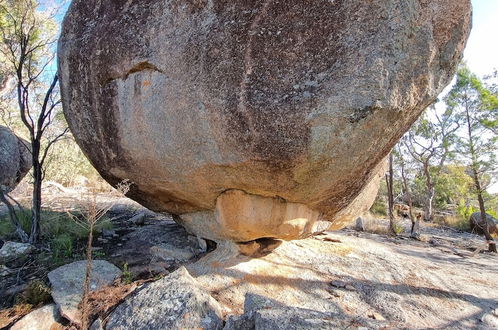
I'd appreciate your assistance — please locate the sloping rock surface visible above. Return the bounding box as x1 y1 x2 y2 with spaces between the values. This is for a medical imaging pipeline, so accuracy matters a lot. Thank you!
59 0 471 240
48 260 121 325
0 125 31 193
10 304 63 330
105 267 223 330
224 293 386 329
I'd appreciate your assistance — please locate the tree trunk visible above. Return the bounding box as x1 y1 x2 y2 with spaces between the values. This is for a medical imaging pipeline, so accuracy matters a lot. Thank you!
386 153 397 235
422 162 434 222
399 153 418 238
473 170 496 253
29 143 42 244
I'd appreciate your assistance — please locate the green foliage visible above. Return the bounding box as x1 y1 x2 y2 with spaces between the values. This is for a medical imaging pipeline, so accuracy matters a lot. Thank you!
15 280 51 307
0 209 112 257
456 202 477 220
43 137 101 186
122 263 132 284
51 233 73 259
370 198 387 216
433 166 473 209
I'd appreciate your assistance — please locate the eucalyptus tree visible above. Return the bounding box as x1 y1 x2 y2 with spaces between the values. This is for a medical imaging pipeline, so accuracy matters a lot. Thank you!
446 66 498 252
403 104 460 222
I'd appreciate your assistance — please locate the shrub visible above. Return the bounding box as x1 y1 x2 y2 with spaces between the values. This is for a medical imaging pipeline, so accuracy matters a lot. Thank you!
16 280 51 307
370 199 387 216
51 233 73 259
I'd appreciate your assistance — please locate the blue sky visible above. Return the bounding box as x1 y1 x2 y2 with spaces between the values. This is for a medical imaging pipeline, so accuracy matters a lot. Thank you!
464 0 498 77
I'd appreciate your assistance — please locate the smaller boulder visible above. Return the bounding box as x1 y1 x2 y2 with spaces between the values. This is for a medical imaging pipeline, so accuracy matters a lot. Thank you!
11 304 63 330
0 125 32 193
48 260 121 325
0 241 33 264
106 267 223 330
469 212 497 236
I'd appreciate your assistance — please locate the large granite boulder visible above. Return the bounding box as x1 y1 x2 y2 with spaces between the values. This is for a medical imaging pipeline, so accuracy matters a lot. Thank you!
469 212 498 236
58 0 471 241
0 126 32 193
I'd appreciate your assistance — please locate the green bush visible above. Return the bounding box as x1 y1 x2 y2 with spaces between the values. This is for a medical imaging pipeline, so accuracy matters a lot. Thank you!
370 199 387 216
15 280 51 307
51 233 73 259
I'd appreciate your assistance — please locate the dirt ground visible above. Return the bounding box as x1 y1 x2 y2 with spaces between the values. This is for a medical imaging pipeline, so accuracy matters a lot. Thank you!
1 188 497 328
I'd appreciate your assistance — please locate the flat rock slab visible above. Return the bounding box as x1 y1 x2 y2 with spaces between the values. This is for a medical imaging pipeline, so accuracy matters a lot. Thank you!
48 260 121 325
106 267 223 330
11 304 63 330
0 241 33 264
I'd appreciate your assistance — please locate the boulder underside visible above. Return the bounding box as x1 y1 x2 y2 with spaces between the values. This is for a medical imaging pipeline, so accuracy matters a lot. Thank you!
58 0 471 241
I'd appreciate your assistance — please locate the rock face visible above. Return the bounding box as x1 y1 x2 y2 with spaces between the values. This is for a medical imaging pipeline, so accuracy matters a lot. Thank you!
48 260 122 325
106 267 224 330
10 304 63 330
0 126 32 193
58 0 471 241
0 241 33 264
469 212 498 236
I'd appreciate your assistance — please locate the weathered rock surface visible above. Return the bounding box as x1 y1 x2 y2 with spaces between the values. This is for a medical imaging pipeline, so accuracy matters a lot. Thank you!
224 294 386 329
187 229 498 329
58 0 471 241
0 241 33 264
105 267 224 330
11 304 63 330
469 212 498 236
0 125 32 193
48 260 121 325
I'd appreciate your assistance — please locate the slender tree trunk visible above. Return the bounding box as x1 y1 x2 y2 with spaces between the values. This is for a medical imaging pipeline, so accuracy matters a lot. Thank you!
472 169 496 252
422 162 434 222
399 153 418 238
386 153 397 235
29 142 42 244
0 190 29 243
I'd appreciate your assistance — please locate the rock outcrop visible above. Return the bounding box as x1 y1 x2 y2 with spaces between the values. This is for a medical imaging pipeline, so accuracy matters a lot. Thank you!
58 0 471 241
48 260 122 325
10 304 63 330
0 126 31 193
469 212 498 236
106 267 224 330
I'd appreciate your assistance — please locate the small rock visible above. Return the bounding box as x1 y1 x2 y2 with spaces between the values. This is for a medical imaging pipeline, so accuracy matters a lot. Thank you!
355 217 366 231
0 264 13 277
97 238 108 243
345 285 356 291
368 312 386 321
150 244 195 262
481 312 498 328
11 304 63 330
102 229 116 238
48 260 121 325
106 267 224 329
0 241 33 264
129 212 146 226
330 280 347 289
